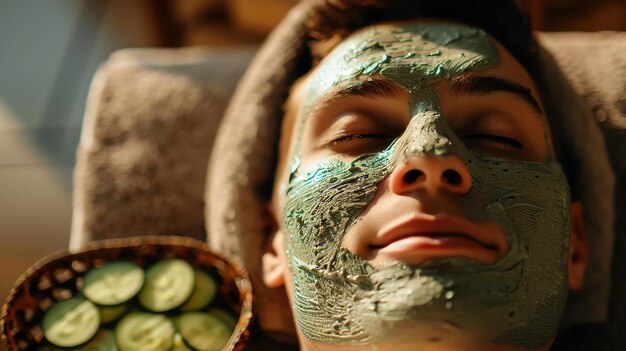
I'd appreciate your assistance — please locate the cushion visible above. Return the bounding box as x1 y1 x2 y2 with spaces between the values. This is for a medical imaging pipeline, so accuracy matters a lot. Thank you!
70 47 256 249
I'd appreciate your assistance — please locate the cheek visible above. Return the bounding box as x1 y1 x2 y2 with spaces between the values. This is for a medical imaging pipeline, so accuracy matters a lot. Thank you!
464 154 571 262
339 179 391 258
282 153 393 267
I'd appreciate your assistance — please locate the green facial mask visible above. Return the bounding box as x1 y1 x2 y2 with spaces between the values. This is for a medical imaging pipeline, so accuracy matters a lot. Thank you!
281 23 570 350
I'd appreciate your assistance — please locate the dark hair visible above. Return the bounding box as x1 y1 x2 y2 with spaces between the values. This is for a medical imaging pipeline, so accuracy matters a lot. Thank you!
304 0 538 70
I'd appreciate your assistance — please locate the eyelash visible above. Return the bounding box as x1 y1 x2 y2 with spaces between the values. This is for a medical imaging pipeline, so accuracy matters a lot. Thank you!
463 134 524 149
328 133 524 151
329 133 392 146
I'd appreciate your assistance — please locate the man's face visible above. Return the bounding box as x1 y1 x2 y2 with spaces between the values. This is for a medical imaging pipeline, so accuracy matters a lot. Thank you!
271 22 571 351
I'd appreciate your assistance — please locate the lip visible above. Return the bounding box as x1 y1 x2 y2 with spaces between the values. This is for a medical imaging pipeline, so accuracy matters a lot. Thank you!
370 214 508 264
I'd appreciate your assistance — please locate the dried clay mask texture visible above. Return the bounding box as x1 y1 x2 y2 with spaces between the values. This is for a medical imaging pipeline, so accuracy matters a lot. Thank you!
281 23 571 350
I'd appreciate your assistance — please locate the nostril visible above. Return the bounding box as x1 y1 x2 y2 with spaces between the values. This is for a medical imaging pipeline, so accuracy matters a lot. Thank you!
442 169 462 185
403 169 424 184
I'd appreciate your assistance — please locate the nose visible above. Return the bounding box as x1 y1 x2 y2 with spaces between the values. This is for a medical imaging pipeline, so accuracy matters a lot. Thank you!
389 155 472 195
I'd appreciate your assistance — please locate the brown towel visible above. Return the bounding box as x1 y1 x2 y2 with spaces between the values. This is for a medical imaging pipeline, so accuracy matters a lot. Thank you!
536 32 626 327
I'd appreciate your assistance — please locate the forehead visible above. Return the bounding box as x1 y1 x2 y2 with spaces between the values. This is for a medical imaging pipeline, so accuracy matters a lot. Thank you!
309 22 500 97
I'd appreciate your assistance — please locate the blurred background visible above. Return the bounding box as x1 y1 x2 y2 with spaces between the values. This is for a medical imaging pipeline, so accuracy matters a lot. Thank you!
0 0 624 342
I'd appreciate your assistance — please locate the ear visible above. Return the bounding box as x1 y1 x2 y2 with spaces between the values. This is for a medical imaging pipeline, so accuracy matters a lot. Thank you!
568 201 588 291
262 205 287 288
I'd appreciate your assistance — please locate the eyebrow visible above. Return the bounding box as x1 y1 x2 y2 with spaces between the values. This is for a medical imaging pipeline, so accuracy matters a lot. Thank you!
335 78 406 100
449 75 544 115
309 78 406 116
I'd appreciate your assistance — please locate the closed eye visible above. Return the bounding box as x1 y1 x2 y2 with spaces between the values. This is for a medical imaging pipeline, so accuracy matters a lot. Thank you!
462 134 524 149
328 133 394 146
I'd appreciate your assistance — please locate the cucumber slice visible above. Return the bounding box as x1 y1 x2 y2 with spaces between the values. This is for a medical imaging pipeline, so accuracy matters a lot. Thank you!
72 329 118 351
172 333 193 351
139 259 195 312
99 303 128 324
37 330 118 351
42 296 100 348
176 312 233 351
83 261 144 306
208 308 237 330
180 269 218 311
115 312 175 351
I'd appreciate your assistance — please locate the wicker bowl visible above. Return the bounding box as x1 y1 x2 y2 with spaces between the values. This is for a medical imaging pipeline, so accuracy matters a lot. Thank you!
0 236 253 350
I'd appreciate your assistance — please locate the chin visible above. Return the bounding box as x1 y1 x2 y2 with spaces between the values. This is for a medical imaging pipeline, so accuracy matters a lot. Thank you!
343 257 565 351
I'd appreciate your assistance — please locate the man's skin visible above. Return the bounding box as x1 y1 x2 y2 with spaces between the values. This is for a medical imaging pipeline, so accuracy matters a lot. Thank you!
262 20 588 351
